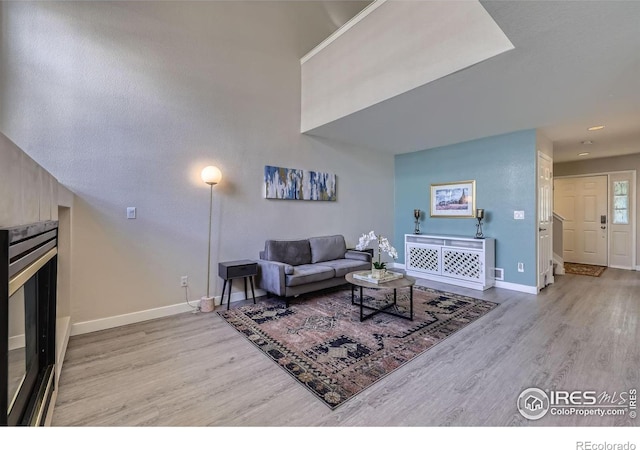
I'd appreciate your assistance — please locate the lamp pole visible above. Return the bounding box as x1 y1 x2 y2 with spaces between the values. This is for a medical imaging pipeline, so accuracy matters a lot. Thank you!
200 166 222 311
206 182 213 298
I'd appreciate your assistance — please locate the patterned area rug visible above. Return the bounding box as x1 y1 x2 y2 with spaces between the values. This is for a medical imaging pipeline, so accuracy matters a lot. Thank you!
217 285 497 409
564 262 607 277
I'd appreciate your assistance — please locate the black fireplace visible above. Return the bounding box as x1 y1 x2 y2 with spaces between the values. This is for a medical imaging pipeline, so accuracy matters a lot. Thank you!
1 221 57 426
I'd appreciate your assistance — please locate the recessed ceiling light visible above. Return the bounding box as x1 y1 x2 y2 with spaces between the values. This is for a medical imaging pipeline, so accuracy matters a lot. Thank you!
578 152 590 156
587 125 605 131
581 140 593 145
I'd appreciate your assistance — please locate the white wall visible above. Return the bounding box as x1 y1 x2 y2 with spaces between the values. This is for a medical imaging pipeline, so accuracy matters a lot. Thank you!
0 1 392 326
300 0 514 132
536 130 553 160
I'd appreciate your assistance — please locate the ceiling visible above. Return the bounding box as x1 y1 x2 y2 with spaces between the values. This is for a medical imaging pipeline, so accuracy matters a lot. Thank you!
305 1 640 163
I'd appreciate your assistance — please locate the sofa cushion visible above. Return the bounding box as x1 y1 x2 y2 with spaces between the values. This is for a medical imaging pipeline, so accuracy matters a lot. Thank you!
308 235 347 263
316 259 372 278
264 239 311 266
345 250 372 262
285 264 335 287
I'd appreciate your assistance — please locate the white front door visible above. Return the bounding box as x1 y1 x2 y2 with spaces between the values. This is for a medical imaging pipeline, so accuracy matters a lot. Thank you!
554 175 608 266
609 171 636 269
538 152 553 289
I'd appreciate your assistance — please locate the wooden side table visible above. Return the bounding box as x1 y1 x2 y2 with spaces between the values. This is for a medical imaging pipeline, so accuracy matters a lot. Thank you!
218 259 257 310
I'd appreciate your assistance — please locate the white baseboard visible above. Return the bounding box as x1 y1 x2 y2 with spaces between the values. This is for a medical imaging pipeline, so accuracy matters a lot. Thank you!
553 253 565 274
215 288 266 306
392 262 406 270
44 388 58 427
71 302 195 336
71 289 266 336
609 264 634 270
8 334 25 351
55 316 71 386
494 280 538 294
45 316 71 425
636 265 640 271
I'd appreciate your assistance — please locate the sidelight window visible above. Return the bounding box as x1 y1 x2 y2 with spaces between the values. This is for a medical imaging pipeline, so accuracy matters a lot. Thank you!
613 181 629 225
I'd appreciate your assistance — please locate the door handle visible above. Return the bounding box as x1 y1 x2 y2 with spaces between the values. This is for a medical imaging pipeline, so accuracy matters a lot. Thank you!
539 227 547 232
601 226 606 230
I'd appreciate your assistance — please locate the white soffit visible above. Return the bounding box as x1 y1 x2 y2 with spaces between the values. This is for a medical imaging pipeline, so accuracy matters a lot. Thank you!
300 0 514 133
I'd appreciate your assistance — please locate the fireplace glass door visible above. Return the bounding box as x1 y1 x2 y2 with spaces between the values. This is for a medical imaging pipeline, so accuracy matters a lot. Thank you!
8 285 27 415
7 276 40 424
2 221 57 426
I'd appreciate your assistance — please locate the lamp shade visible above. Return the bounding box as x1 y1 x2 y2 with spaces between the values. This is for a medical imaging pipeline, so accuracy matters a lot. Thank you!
201 166 222 185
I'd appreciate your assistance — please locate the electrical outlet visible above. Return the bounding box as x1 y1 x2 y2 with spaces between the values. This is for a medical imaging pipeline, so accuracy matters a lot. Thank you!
180 276 188 287
517 262 524 272
127 207 137 219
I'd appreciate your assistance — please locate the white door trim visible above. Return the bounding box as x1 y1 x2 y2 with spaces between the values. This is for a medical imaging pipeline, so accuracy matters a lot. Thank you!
554 170 635 178
631 170 636 271
537 151 554 290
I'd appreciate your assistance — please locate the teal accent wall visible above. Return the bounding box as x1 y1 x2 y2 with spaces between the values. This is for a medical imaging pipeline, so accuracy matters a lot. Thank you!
394 130 538 286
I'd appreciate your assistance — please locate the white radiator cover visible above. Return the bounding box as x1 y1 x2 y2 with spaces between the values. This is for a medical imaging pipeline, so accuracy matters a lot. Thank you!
405 234 496 291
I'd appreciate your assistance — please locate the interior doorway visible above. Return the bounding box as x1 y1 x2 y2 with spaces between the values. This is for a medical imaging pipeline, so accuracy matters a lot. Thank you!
554 175 608 266
554 171 636 269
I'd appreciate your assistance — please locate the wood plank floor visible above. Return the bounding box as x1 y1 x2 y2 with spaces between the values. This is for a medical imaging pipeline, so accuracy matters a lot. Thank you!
51 269 639 426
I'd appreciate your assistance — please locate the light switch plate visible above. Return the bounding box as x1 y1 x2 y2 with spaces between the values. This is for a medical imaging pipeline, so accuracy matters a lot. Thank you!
127 207 137 219
514 210 525 220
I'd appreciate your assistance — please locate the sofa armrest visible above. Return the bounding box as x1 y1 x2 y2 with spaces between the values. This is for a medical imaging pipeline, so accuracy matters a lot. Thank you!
256 259 291 296
345 250 372 263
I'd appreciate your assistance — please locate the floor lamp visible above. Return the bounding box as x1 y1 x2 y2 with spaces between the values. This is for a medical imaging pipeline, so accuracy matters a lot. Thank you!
200 165 222 312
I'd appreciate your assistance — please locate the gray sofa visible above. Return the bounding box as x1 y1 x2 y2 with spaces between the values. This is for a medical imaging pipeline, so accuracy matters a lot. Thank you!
256 234 372 305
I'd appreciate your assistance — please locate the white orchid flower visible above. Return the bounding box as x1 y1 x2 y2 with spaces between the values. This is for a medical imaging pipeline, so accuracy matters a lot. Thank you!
355 231 397 261
355 230 377 250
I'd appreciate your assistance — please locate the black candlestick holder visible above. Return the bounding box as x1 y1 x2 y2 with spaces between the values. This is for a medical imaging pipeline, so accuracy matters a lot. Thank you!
475 219 484 239
413 209 421 234
475 208 484 239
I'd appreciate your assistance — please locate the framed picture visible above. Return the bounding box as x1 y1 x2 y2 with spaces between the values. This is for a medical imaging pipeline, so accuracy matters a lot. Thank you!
430 180 476 218
264 165 336 201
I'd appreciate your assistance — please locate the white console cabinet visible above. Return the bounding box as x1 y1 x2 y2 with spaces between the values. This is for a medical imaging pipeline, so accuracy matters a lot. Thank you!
405 234 495 291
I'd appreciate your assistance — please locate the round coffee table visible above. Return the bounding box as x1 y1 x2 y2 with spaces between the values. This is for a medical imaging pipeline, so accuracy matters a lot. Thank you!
345 271 415 322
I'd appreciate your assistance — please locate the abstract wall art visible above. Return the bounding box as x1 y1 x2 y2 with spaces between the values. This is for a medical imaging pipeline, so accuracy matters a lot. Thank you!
264 165 336 201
